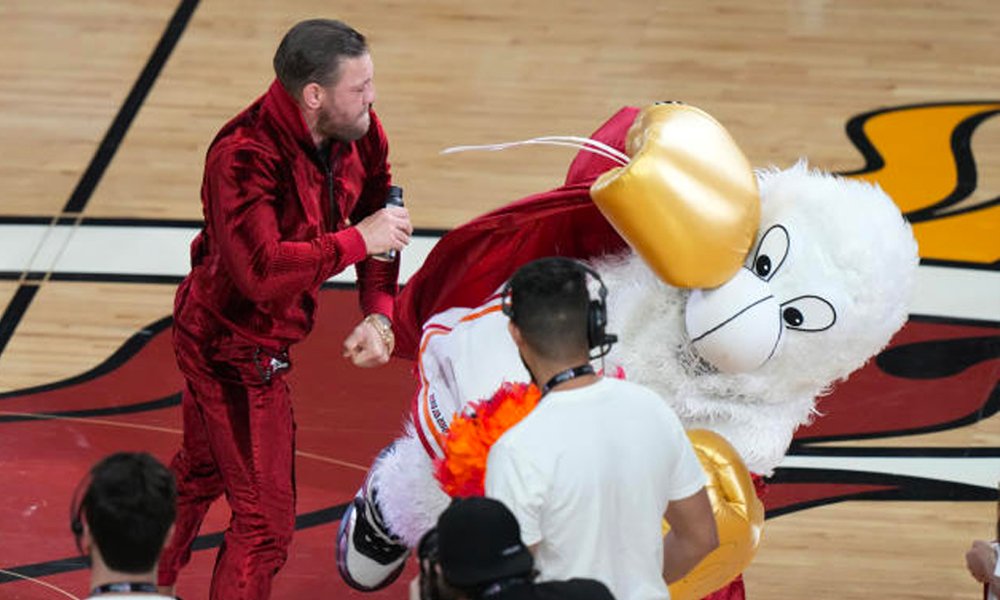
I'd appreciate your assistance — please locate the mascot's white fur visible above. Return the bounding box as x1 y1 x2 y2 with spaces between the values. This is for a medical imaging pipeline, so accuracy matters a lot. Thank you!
370 161 919 547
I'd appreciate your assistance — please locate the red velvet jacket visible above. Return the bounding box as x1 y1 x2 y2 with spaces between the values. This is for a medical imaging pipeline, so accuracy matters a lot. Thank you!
174 79 397 357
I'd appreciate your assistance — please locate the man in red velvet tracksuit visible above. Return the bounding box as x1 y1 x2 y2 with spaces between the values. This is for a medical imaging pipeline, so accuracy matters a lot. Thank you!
155 20 413 600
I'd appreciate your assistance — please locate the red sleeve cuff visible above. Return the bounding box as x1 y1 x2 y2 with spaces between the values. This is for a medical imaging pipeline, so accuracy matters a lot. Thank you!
363 292 396 323
319 228 368 282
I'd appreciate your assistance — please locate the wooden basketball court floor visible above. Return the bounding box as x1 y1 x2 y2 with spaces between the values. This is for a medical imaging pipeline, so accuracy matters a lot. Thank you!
0 1 997 598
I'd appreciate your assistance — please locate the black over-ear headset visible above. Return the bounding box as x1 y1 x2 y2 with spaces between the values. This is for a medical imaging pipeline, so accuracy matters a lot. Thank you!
69 472 91 556
500 257 618 359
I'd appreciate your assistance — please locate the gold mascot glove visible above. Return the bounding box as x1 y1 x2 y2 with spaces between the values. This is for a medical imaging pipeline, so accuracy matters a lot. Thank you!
665 429 764 600
589 103 760 288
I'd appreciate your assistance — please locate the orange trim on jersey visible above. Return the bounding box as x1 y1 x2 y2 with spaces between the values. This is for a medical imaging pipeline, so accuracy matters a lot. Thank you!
459 304 502 323
423 323 452 334
417 302 505 452
418 328 451 451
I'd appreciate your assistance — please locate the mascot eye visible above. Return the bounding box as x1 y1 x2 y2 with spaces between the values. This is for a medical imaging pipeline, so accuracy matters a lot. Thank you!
751 225 789 281
780 295 837 332
783 307 803 326
755 255 772 277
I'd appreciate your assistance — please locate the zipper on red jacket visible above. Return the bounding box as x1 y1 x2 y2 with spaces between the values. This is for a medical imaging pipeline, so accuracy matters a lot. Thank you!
325 161 335 231
317 144 342 231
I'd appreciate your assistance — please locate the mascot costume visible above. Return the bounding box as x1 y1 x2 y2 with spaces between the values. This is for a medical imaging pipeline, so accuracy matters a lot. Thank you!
336 103 919 599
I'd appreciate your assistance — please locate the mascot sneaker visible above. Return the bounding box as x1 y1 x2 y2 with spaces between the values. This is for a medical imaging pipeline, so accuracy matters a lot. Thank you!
336 449 409 590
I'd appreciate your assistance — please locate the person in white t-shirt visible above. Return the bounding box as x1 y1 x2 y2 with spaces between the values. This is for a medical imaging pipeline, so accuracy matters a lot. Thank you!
70 452 178 600
484 257 718 600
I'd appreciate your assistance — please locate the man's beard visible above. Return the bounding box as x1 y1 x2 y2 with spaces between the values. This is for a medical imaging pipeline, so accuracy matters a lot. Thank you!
317 105 370 143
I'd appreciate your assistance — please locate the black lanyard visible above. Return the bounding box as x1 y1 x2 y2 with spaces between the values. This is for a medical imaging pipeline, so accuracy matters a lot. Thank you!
540 364 595 396
91 582 167 596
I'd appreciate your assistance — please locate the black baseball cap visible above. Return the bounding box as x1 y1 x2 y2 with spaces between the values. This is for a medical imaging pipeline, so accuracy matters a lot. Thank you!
437 497 534 587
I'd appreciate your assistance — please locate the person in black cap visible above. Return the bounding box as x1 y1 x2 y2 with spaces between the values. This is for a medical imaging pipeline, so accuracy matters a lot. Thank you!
412 496 614 600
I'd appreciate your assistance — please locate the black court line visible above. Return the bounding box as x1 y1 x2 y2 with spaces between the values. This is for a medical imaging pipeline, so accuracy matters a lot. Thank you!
0 503 346 584
78 217 204 229
909 314 1000 328
46 273 186 286
0 273 376 287
765 468 999 519
0 216 54 225
7 266 993 290
0 286 38 359
876 334 999 379
786 446 1000 458
0 0 199 366
63 0 200 214
918 257 1000 272
0 315 173 401
0 393 180 424
0 215 451 241
789 381 999 447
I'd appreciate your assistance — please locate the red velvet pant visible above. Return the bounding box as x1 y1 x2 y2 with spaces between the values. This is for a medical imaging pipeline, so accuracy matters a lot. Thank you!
157 334 296 600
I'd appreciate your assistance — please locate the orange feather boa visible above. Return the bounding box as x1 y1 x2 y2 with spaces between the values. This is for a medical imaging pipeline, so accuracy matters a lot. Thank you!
433 382 541 497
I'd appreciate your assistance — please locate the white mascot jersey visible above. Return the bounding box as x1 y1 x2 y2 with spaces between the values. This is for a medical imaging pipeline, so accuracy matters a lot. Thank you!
413 295 529 459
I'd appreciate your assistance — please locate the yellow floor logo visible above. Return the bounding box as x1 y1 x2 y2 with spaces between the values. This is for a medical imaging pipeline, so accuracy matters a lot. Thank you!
843 101 1000 265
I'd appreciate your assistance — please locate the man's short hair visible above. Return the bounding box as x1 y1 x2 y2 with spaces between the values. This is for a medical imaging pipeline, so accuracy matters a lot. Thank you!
81 452 176 573
507 257 590 360
273 19 369 98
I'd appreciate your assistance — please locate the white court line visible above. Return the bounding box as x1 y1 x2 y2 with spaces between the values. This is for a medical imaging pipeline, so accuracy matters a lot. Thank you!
0 223 996 322
0 568 79 599
778 454 1000 490
911 264 1000 323
27 226 74 275
51 226 199 278
0 225 439 281
0 225 51 274
0 411 367 471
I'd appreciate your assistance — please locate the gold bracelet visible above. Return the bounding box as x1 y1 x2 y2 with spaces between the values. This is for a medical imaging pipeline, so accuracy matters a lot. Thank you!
364 313 395 355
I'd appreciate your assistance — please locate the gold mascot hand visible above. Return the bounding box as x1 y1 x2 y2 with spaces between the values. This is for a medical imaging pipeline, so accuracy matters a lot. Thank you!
589 103 760 288
665 429 764 600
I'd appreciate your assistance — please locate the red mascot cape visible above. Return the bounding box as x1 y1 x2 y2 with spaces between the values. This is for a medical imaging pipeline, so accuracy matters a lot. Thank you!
393 107 638 360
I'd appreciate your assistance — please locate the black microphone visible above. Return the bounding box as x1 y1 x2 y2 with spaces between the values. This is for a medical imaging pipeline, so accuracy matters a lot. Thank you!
373 185 404 262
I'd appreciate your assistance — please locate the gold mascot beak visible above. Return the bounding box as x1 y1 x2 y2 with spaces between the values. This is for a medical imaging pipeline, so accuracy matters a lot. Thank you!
590 103 760 288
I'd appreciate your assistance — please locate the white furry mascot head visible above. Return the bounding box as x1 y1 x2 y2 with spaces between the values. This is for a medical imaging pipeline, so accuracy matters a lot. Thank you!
600 161 918 474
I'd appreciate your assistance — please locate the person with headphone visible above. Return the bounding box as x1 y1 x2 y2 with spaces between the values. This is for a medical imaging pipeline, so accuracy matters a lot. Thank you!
485 257 718 600
71 452 178 599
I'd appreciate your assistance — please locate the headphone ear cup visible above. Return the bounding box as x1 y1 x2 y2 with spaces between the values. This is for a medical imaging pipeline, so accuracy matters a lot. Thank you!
501 283 514 318
70 497 85 555
69 473 89 554
587 299 605 349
